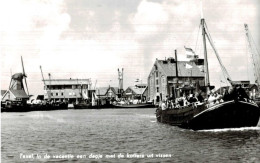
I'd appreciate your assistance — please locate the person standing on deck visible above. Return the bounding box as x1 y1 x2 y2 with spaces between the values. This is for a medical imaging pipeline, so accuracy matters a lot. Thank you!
237 85 249 101
197 91 204 103
161 100 167 111
229 84 239 101
159 100 167 123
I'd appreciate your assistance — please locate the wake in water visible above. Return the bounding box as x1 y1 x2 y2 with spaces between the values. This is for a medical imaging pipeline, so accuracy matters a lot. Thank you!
27 112 66 123
199 126 260 132
135 114 155 119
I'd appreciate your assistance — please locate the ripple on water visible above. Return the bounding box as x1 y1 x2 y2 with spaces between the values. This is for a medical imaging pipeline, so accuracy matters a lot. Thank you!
1 109 260 162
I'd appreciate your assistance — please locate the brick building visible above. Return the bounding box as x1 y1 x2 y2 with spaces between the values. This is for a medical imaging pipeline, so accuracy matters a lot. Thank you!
147 57 205 103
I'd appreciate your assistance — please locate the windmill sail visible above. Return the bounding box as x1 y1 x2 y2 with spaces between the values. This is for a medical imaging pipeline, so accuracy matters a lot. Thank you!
21 56 29 96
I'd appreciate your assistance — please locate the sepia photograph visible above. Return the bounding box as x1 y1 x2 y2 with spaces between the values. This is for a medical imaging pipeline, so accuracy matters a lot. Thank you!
1 0 260 162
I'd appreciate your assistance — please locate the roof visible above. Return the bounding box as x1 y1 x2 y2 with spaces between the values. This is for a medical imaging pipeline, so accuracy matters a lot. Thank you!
43 79 90 85
110 87 119 94
231 81 250 85
248 84 258 89
96 87 120 96
126 86 147 95
154 60 204 77
244 84 258 90
10 90 29 98
96 87 109 96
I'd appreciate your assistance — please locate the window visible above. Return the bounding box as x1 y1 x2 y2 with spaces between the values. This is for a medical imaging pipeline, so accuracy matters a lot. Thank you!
51 93 53 96
156 71 158 77
61 92 64 96
161 76 165 84
56 93 58 96
65 85 72 89
157 87 159 92
161 76 166 93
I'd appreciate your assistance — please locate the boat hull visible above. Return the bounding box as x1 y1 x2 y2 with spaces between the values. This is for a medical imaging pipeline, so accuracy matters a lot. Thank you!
1 102 68 112
73 104 102 109
112 103 155 108
255 98 260 107
183 101 260 130
157 101 260 130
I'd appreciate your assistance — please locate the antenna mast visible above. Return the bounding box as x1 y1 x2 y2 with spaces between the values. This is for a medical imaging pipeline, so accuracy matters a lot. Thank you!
40 66 46 87
118 68 124 97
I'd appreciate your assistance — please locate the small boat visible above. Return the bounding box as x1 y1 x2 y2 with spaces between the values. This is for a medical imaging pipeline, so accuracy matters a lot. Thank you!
73 91 105 109
156 17 260 130
112 103 155 108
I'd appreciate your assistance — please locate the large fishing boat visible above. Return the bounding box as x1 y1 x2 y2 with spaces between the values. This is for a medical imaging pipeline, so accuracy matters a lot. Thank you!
156 18 260 130
73 91 103 109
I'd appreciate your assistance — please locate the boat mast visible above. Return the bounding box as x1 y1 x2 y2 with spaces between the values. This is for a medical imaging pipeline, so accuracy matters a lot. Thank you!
40 66 47 89
40 66 50 101
48 73 52 101
201 18 210 93
244 24 260 87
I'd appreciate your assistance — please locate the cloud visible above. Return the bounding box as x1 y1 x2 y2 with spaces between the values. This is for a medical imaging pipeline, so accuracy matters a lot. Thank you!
0 0 71 93
131 0 169 35
0 0 259 94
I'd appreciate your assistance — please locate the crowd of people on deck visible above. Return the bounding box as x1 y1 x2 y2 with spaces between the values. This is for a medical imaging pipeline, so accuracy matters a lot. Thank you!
160 84 252 110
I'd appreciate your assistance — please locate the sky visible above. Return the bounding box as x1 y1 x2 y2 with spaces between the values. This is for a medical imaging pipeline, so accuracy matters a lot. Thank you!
0 0 259 95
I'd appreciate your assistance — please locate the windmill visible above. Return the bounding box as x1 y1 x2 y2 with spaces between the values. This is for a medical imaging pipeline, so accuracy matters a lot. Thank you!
2 56 30 103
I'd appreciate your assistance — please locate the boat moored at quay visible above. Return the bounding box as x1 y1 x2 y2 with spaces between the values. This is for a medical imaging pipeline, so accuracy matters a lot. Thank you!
111 103 155 109
156 18 260 130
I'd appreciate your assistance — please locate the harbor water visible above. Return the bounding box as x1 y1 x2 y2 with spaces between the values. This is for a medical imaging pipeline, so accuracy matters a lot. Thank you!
1 108 260 162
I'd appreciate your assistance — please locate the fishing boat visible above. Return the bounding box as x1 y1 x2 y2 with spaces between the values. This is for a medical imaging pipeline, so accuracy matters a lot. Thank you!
111 103 155 108
73 85 92 109
156 18 260 130
73 90 106 109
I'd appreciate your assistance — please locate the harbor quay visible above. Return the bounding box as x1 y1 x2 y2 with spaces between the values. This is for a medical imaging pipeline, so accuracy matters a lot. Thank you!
1 51 259 111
